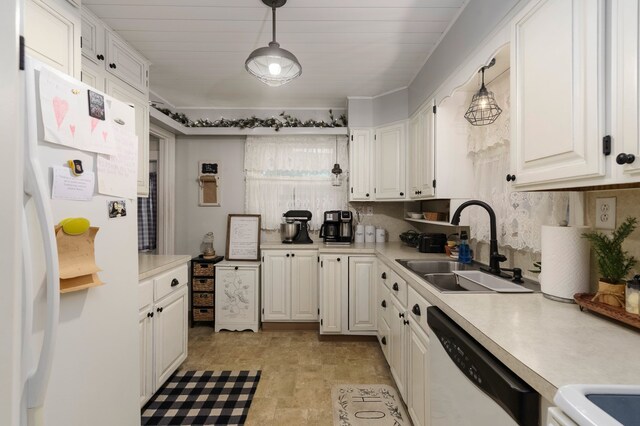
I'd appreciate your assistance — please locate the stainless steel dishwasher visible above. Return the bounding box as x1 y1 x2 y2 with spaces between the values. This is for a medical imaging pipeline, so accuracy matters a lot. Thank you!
427 307 540 426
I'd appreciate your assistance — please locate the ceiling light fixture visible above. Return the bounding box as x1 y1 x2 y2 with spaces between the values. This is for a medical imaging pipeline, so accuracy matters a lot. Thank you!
464 58 502 126
245 0 302 87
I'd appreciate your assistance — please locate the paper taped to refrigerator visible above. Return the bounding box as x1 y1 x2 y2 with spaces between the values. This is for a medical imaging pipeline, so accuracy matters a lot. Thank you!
97 126 138 199
51 166 95 201
38 68 116 155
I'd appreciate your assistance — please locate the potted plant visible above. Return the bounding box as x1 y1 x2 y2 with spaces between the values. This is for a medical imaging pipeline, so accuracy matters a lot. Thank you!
582 217 638 307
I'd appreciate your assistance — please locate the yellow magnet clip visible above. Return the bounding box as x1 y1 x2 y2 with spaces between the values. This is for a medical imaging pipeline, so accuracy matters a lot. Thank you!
59 217 90 235
68 159 84 176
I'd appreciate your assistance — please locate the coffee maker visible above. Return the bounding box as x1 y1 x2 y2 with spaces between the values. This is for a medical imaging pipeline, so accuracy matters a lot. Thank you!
320 210 353 244
282 210 314 244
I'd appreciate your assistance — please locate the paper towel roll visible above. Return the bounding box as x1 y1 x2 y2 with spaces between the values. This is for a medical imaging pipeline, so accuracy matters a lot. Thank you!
540 225 590 302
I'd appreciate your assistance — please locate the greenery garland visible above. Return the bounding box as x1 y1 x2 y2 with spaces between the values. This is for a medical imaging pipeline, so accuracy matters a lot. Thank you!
153 106 347 131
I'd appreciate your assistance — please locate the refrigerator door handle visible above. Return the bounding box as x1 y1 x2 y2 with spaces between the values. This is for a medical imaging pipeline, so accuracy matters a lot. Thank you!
23 58 60 409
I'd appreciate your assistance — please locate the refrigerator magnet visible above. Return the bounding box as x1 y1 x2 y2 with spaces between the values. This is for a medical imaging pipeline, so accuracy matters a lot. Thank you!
87 90 105 120
67 159 84 175
108 200 127 218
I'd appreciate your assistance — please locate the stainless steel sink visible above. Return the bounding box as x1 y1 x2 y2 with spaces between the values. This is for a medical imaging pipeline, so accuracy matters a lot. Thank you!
423 273 492 293
396 259 475 274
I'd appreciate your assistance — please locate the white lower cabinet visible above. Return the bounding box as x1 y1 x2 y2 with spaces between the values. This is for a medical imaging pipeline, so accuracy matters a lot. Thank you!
215 262 260 332
389 296 408 400
138 264 189 407
319 255 347 334
348 256 377 332
407 321 430 426
261 250 318 322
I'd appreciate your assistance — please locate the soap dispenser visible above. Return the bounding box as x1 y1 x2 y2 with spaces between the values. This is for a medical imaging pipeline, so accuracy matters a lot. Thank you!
458 231 472 264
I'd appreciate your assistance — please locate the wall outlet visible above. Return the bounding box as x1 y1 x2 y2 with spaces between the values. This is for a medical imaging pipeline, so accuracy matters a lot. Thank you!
595 197 616 230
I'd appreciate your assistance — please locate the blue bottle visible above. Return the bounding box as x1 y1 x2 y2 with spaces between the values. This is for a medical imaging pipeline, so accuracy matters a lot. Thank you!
458 231 472 264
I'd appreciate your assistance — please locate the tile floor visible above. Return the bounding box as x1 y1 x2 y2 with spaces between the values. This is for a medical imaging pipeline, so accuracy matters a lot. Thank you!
180 327 398 425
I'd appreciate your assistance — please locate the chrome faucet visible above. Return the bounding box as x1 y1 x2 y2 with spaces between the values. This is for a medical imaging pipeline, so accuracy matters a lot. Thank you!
450 200 507 276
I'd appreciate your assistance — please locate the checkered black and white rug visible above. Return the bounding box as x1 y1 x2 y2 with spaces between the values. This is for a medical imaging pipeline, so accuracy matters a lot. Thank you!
142 370 261 425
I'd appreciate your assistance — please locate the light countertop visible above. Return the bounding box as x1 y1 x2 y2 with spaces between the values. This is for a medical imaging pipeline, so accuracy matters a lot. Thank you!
260 241 378 254
374 242 640 402
138 254 192 280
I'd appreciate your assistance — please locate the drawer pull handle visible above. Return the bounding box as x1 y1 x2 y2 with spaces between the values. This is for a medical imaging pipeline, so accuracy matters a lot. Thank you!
399 312 405 318
381 300 386 308
412 304 421 316
403 320 409 325
147 312 154 318
381 336 387 345
381 272 387 279
171 278 179 287
157 307 163 313
392 283 399 291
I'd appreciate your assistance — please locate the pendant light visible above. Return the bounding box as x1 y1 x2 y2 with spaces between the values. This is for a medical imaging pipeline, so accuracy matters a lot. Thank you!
331 136 343 187
245 0 302 87
464 58 502 126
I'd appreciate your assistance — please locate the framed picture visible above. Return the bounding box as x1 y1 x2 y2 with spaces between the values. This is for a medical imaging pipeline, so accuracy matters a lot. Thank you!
87 90 105 120
225 214 261 261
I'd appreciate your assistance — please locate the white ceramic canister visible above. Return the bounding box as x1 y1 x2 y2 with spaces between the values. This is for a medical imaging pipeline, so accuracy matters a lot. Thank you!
365 225 376 243
355 224 365 243
376 228 386 243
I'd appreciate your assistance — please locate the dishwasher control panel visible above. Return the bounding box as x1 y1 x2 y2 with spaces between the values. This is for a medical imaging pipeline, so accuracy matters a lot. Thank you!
439 335 484 387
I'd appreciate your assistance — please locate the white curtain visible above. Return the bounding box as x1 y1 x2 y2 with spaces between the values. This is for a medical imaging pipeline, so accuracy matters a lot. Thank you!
464 71 569 252
245 135 349 230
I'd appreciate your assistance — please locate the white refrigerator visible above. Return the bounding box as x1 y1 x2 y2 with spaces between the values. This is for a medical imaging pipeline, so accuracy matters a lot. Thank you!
20 57 140 425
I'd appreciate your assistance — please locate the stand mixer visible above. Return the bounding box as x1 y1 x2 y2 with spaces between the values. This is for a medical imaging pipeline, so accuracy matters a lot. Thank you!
282 210 313 244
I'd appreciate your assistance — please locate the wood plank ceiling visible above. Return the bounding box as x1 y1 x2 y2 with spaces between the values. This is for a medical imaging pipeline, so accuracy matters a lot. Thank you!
83 0 467 108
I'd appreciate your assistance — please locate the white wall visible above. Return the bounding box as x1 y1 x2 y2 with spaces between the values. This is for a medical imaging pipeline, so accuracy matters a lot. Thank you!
174 136 246 257
347 98 374 128
373 88 409 126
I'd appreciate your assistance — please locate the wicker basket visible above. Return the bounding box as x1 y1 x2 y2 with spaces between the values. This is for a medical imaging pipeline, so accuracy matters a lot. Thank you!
193 278 214 292
193 292 214 307
193 262 214 276
193 308 214 321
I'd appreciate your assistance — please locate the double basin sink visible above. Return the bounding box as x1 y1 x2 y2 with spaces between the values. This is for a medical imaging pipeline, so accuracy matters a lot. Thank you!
396 259 533 293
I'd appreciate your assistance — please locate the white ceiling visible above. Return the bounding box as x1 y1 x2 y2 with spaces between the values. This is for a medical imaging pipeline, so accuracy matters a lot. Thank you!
83 0 467 108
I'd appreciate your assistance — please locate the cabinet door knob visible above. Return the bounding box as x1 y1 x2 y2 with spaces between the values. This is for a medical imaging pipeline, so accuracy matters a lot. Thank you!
365 193 370 197
403 320 409 325
234 266 239 270
109 63 117 69
381 272 387 279
157 307 163 313
399 312 405 318
412 304 421 316
286 254 290 257
381 300 387 308
97 54 104 60
381 336 387 345
171 278 179 287
392 283 399 291
616 153 636 165
400 192 404 196
291 253 295 257
337 257 341 262
506 174 516 182
147 312 152 318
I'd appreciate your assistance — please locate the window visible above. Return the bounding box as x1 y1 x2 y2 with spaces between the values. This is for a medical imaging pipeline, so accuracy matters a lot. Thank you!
244 135 348 230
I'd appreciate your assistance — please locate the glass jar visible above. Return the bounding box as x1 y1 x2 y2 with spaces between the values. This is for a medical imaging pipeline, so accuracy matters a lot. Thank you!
626 275 640 315
201 232 215 258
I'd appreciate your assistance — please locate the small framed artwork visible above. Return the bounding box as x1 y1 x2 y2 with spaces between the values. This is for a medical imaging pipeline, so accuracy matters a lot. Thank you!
225 214 261 261
198 161 221 207
87 90 105 120
108 200 127 218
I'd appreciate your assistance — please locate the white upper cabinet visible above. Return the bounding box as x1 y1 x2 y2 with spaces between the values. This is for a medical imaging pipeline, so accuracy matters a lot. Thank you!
25 0 81 78
105 30 149 94
408 103 435 199
511 0 606 189
375 121 407 200
80 9 105 66
349 129 374 201
611 0 640 178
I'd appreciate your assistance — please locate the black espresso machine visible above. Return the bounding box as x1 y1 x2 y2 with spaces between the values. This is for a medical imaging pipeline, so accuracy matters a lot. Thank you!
320 210 353 244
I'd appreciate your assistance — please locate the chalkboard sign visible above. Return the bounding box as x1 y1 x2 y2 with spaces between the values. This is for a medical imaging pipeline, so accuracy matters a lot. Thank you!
201 163 218 174
225 214 261 261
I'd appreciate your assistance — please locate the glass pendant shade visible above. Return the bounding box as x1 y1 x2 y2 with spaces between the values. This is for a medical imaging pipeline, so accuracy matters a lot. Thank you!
245 42 302 87
464 66 502 126
245 0 301 87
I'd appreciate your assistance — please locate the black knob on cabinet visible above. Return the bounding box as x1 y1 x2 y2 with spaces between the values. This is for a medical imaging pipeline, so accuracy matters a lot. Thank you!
412 304 421 316
403 320 410 325
171 278 179 287
291 253 295 257
286 254 290 257
381 272 387 279
399 312 405 318
109 63 117 69
392 283 399 291
400 192 404 196
616 153 636 165
234 266 239 270
506 174 516 182
150 312 154 318
366 193 370 197
97 54 104 60
381 336 387 345
147 312 152 318
157 307 163 313
337 258 341 262
381 300 387 308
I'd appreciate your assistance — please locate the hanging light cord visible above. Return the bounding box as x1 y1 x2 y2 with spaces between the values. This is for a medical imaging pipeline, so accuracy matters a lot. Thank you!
271 4 277 43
